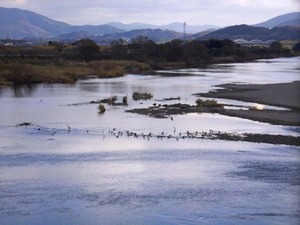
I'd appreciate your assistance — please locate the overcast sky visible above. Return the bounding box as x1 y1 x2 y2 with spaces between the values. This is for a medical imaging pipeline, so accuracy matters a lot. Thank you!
1 0 299 26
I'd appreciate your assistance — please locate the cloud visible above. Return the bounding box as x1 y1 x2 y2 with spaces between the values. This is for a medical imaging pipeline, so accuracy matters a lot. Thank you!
1 0 299 26
1 0 28 6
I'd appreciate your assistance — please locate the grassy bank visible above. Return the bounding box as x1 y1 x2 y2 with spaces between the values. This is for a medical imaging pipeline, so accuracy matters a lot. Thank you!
0 60 151 85
0 38 297 86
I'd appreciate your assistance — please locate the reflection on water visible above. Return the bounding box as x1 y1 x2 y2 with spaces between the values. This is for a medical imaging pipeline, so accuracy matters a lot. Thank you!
0 57 299 225
5 84 38 98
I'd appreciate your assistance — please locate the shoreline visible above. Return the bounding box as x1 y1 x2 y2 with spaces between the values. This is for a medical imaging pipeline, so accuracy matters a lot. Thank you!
1 56 298 87
198 81 300 111
197 81 300 126
127 81 300 126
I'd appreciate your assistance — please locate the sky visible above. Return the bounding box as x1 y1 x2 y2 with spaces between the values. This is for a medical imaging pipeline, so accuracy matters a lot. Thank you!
1 0 299 27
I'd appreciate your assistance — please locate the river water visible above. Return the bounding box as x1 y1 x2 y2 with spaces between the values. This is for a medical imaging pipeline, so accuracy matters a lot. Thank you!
0 57 299 225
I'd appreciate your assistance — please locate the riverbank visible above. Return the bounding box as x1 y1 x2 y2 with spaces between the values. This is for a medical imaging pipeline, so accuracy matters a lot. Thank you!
0 42 297 86
198 81 300 126
0 60 151 86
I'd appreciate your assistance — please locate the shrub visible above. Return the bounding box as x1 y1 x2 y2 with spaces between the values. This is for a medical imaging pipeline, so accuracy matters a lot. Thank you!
132 92 153 101
196 98 223 108
8 64 37 85
108 96 118 105
98 104 106 113
123 95 128 105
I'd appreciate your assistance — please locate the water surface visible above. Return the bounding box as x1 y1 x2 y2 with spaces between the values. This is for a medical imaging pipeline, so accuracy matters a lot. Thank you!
0 57 299 225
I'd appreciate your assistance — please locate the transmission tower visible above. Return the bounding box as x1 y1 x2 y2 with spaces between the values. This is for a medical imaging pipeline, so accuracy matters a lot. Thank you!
183 22 186 40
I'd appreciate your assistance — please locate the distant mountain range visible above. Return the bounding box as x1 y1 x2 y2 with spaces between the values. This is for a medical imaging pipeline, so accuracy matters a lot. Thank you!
57 29 183 44
254 12 300 28
0 7 299 42
0 7 123 39
200 25 300 41
106 22 217 33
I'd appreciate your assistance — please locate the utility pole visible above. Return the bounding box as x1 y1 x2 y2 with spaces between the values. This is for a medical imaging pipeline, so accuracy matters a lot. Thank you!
183 22 186 40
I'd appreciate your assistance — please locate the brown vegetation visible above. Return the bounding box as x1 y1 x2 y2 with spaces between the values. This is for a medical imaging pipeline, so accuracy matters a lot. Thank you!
0 37 296 86
132 92 153 101
196 98 223 108
0 59 151 85
98 104 106 113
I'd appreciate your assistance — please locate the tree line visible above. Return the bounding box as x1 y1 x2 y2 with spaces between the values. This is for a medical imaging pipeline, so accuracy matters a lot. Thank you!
1 37 298 68
76 37 296 66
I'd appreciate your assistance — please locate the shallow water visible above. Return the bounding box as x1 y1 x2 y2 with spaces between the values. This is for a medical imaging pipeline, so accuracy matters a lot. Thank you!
0 57 299 225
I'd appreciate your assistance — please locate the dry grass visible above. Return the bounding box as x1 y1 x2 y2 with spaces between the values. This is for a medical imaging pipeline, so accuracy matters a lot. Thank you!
90 60 151 77
0 60 151 85
0 63 84 84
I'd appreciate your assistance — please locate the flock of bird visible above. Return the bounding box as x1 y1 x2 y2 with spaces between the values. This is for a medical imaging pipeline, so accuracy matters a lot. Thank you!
16 122 242 142
105 127 236 141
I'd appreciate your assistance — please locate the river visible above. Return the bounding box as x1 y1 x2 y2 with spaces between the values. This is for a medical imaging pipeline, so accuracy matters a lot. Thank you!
0 57 299 225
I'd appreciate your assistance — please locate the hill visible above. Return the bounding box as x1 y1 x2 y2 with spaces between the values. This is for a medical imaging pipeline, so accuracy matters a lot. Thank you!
94 29 184 43
0 7 299 42
0 7 71 39
65 25 124 36
0 7 123 39
186 29 218 40
162 23 217 33
255 12 300 28
201 24 300 41
106 22 158 31
106 22 217 34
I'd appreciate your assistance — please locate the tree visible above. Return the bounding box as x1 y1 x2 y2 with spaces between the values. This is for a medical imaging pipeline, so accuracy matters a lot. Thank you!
77 38 99 62
130 35 150 45
48 41 64 52
163 39 184 61
270 41 283 50
183 41 209 65
292 42 300 54
110 39 128 59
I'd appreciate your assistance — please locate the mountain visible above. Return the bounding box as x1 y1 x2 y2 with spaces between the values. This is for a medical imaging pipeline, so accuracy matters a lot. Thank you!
254 12 300 28
200 24 300 41
277 18 300 27
56 31 92 41
106 22 159 31
163 23 217 33
0 7 71 39
106 22 217 34
65 25 124 36
185 29 217 40
1 7 299 42
94 29 183 43
0 7 123 39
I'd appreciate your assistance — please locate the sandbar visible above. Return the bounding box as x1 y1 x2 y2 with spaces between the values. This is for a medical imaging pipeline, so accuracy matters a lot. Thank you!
198 81 300 126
